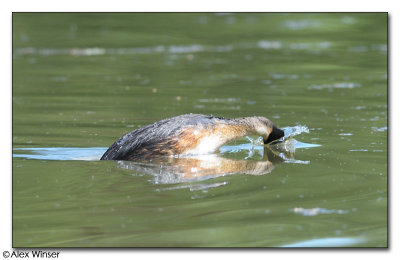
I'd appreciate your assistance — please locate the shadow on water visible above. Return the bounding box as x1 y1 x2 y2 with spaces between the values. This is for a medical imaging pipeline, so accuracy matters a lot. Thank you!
13 126 320 188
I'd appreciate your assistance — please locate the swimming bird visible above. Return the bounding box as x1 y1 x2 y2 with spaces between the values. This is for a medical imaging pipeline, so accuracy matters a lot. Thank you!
100 114 284 161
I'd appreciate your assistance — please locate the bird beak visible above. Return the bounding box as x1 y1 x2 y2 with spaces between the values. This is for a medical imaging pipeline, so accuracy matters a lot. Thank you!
264 126 285 144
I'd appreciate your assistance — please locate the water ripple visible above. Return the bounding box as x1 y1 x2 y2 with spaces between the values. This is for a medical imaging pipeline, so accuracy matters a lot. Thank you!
13 40 335 58
291 207 349 216
281 237 364 247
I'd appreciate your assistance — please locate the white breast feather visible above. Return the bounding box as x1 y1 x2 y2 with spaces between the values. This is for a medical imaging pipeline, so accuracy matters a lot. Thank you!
184 135 224 155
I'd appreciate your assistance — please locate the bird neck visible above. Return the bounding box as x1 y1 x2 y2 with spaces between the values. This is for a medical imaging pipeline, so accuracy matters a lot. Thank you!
230 117 272 139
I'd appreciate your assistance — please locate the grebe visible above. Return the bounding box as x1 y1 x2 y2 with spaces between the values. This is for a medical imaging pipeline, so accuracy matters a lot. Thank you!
100 114 284 161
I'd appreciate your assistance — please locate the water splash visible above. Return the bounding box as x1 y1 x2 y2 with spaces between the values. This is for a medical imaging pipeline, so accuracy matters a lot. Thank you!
219 125 320 164
282 125 310 138
246 136 264 145
219 137 264 157
272 138 320 153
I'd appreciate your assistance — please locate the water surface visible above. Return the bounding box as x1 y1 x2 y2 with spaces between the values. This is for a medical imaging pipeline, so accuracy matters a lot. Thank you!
12 13 387 247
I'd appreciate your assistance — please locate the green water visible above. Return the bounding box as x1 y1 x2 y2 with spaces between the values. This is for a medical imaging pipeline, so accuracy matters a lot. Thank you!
12 13 387 247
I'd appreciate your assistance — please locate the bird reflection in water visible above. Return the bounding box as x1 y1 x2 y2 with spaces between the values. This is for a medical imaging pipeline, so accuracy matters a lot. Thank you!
116 142 301 185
